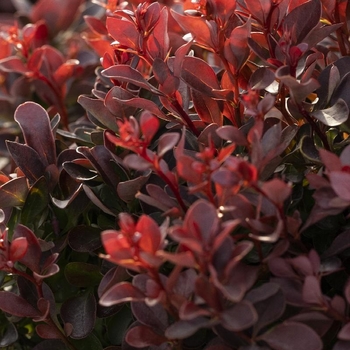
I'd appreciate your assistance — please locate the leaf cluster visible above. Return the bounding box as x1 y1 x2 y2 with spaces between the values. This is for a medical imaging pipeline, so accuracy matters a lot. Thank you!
1 0 350 349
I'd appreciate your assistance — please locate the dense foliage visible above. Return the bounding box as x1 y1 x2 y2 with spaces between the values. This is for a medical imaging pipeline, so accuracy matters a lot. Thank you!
1 0 350 349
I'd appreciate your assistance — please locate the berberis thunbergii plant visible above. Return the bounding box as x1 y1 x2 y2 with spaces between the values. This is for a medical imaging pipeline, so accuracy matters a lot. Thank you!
0 0 350 348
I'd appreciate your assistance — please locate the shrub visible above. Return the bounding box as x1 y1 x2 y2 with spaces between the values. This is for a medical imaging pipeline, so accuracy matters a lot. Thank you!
0 0 350 349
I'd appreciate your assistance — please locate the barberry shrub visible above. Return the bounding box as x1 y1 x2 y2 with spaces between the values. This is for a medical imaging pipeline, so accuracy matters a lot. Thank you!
1 0 350 349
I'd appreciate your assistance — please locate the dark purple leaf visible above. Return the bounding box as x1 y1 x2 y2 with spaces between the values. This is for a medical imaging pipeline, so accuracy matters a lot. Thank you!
157 133 180 158
125 325 167 347
32 340 66 350
117 171 151 203
78 95 119 132
288 312 333 337
283 0 321 43
246 283 285 335
6 142 45 183
312 99 348 126
131 302 168 331
14 102 56 167
102 65 160 94
82 185 116 216
333 341 350 350
216 125 248 145
165 317 213 339
0 177 29 208
192 89 223 125
220 300 257 331
60 292 96 339
259 322 322 350
105 86 137 120
68 225 102 253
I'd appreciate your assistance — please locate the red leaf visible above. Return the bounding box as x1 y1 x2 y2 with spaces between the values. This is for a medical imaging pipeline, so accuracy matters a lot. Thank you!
136 215 162 253
106 17 139 50
244 0 271 25
84 15 108 36
9 237 28 262
262 178 292 205
0 57 29 74
12 224 41 273
0 292 40 318
224 18 251 73
99 282 145 306
146 7 169 60
181 57 227 98
171 10 214 49
140 112 160 143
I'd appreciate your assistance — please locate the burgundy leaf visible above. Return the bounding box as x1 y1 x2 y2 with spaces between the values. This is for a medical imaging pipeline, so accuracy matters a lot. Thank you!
302 276 323 305
259 322 322 350
102 65 160 94
125 325 167 347
283 0 321 44
35 324 62 340
246 283 285 335
288 312 333 337
339 323 350 341
99 282 145 306
131 302 168 331
0 292 40 318
14 102 56 167
68 225 102 253
117 172 151 203
77 95 119 132
165 317 213 339
157 133 180 158
220 300 257 331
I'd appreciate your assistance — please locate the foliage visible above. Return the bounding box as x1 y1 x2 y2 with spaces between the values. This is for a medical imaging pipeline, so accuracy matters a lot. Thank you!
1 0 350 349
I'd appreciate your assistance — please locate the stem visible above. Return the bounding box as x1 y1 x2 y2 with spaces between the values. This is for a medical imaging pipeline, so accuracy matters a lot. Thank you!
171 99 200 137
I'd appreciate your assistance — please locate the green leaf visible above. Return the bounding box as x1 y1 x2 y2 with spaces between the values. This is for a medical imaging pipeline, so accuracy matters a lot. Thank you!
21 177 49 227
64 262 102 287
